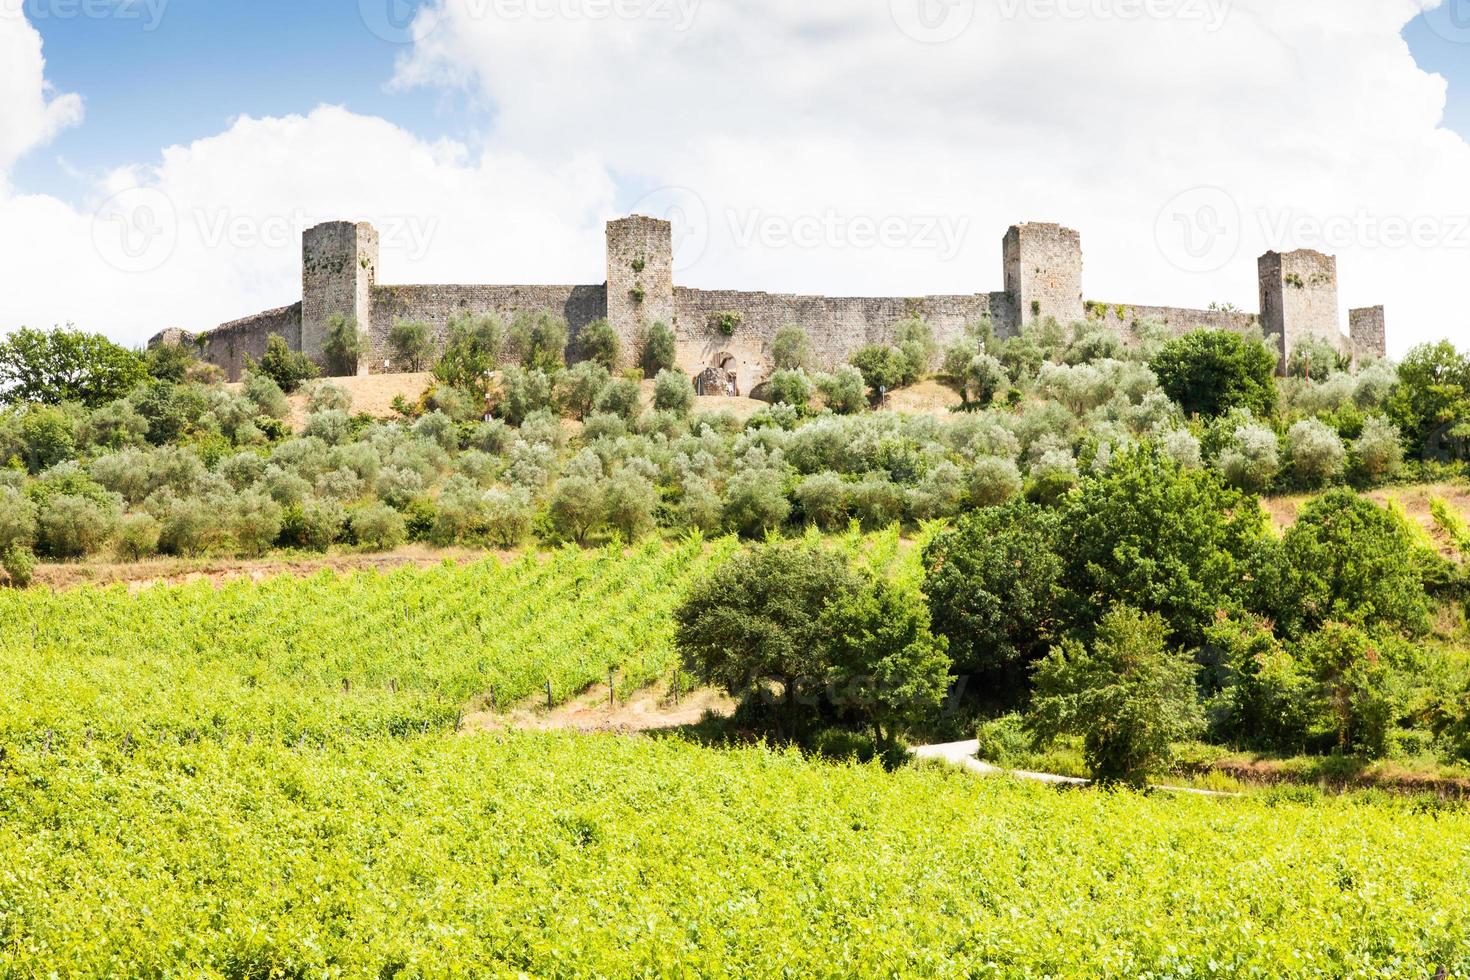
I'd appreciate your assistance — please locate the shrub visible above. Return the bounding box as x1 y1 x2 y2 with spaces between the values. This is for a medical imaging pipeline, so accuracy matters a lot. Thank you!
1272 489 1434 638
305 381 353 414
375 466 426 509
581 413 628 443
549 476 604 543
114 511 162 560
640 322 678 378
816 366 867 415
36 494 119 559
250 334 317 394
968 456 1023 508
497 366 555 425
506 310 569 372
388 320 433 372
411 411 459 452
468 419 513 454
961 354 1007 407
594 377 642 421
1286 337 1347 379
1028 605 1205 785
302 410 353 446
0 486 38 554
434 313 503 390
894 318 937 379
1294 622 1403 757
322 315 366 377
242 371 289 419
848 475 904 529
1285 418 1346 488
653 369 695 415
158 496 228 556
794 472 850 530
350 503 407 552
771 325 812 371
766 369 814 408
482 487 534 549
556 361 612 420
78 400 149 450
1355 415 1403 483
2 544 36 587
923 501 1065 678
579 319 621 371
1216 422 1280 493
1151 330 1277 419
433 476 487 544
230 492 284 556
722 468 791 538
603 470 659 541
288 500 347 552
1159 428 1202 469
907 461 967 521
849 345 910 395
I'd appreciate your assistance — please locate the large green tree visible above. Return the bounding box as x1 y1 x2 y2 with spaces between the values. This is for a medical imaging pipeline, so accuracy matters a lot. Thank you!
1151 329 1277 419
1388 341 1469 461
0 327 147 407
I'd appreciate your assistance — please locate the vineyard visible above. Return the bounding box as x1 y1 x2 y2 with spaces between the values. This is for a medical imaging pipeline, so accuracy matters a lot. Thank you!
2 529 1470 977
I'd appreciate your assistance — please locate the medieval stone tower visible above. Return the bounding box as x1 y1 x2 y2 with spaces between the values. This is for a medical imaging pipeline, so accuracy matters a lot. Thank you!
606 215 675 369
1258 249 1341 366
302 221 379 375
1004 223 1085 327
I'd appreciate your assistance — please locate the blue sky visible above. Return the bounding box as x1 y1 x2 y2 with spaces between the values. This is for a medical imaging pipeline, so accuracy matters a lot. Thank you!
13 0 1469 205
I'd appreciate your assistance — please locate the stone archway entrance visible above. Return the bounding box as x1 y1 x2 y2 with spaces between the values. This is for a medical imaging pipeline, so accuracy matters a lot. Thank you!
696 352 740 397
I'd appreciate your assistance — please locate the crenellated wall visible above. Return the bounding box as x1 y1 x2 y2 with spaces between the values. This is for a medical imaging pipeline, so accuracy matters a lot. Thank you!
173 214 1390 386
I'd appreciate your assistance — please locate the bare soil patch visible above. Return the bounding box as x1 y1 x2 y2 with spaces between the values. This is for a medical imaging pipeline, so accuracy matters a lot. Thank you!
883 379 964 417
464 682 735 736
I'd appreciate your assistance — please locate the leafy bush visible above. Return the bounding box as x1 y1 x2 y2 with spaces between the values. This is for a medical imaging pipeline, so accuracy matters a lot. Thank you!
594 377 642 421
1355 415 1403 482
230 491 284 556
388 320 433 372
0 327 148 407
603 470 659 541
579 319 621 371
242 371 289 419
1151 330 1276 419
322 314 366 377
795 472 850 530
968 456 1023 508
772 325 812 371
1216 420 1280 493
2 543 36 587
722 468 791 538
1028 605 1204 784
0 486 38 554
114 511 162 560
640 322 678 378
555 361 612 420
350 503 407 552
549 476 604 544
434 313 503 390
36 493 120 559
481 487 534 548
652 370 695 415
250 334 318 394
816 366 866 415
850 345 910 395
961 354 1007 407
1285 418 1346 488
766 369 814 408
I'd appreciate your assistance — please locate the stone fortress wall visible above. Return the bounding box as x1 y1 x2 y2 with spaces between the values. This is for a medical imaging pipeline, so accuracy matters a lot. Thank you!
158 214 1391 389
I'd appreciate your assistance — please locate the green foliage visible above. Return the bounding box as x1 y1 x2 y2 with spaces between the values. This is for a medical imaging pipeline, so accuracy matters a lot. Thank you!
250 334 318 394
349 502 407 551
923 501 1064 678
1286 337 1348 379
849 345 911 395
721 468 790 538
578 319 621 372
766 368 814 407
555 361 612 420
387 319 434 372
549 475 604 544
710 310 743 337
1055 447 1268 647
960 353 1007 407
771 324 812 371
652 369 695 416
322 314 366 377
433 312 503 391
3 543 36 587
1389 341 1470 460
1271 489 1434 638
0 326 148 407
593 377 641 421
639 321 678 378
815 366 867 415
1028 605 1205 784
496 365 554 425
1151 329 1277 419
144 341 197 384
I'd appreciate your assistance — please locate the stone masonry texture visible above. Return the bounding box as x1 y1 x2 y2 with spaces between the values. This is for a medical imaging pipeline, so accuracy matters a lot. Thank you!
173 215 1389 384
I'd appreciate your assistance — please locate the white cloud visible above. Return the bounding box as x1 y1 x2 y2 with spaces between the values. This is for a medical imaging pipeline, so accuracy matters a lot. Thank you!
386 0 1470 354
1 1 1468 354
0 8 82 171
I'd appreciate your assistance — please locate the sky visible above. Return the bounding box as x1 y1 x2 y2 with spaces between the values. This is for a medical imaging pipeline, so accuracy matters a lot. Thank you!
1 0 1469 356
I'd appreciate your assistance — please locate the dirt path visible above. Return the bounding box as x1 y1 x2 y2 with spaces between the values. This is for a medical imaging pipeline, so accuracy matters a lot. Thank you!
912 740 1238 798
463 682 735 735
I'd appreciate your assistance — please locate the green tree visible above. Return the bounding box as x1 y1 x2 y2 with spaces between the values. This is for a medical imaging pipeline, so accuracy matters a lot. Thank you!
579 319 621 371
322 314 366 376
923 500 1065 679
434 313 503 391
1271 489 1435 639
766 369 814 408
849 345 909 397
1027 605 1204 785
772 324 812 371
640 322 678 378
1055 447 1269 647
1295 623 1403 757
653 369 695 415
249 334 318 394
1151 329 1277 419
388 320 434 372
0 326 147 407
1388 341 1469 460
144 340 198 384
